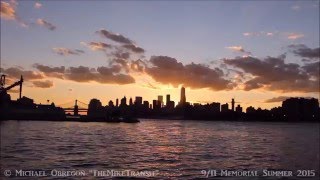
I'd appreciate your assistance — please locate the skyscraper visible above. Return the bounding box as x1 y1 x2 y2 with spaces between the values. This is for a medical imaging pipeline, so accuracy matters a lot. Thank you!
236 104 242 113
231 98 235 111
180 87 186 105
135 96 143 105
158 95 163 107
143 101 149 109
108 100 114 107
221 103 229 112
120 96 127 106
166 94 170 106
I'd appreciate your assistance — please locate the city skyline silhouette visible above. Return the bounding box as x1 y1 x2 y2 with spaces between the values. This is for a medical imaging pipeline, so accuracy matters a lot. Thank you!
1 76 319 122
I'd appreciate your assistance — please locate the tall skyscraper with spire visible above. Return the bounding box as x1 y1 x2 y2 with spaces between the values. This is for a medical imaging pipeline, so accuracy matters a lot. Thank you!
231 98 235 111
180 87 186 105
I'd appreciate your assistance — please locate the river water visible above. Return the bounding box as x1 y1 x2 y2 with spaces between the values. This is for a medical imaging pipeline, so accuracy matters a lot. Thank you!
1 120 319 179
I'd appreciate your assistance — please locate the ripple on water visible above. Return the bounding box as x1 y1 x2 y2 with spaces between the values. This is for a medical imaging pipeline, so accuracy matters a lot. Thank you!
1 120 319 179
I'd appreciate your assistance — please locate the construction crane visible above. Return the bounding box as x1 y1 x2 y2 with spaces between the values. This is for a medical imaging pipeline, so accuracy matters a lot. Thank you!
0 75 24 99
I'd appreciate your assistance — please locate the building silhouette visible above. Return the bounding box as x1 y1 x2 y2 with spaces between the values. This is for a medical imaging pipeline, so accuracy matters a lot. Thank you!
166 94 175 109
282 98 319 121
143 101 149 109
88 98 104 117
221 103 229 112
231 98 235 111
120 96 127 106
236 104 242 113
246 106 255 113
180 87 186 105
74 100 79 115
153 100 160 110
158 95 163 107
108 100 114 107
211 102 220 113
129 97 133 106
135 96 143 105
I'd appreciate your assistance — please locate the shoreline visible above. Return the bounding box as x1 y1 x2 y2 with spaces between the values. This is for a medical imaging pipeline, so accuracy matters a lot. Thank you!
1 118 319 123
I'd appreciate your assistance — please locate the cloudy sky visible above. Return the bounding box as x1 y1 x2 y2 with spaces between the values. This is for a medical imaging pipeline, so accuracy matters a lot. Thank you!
1 0 319 109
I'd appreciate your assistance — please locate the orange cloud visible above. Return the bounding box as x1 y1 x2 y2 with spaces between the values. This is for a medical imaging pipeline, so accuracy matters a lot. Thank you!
0 0 28 27
0 1 16 20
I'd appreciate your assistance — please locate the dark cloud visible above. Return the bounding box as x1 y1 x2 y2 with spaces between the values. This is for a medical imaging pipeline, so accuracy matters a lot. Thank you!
65 66 135 85
2 67 44 80
97 65 122 75
89 29 145 63
302 61 320 80
223 55 319 92
32 80 53 88
96 29 133 44
52 48 84 56
33 64 135 85
36 18 56 31
145 56 232 90
112 51 131 60
130 59 146 72
288 44 320 59
33 64 65 73
33 64 65 79
122 44 145 53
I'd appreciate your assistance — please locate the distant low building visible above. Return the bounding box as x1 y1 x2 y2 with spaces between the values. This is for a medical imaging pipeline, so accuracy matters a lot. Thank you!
236 104 243 113
282 98 319 121
88 98 104 117
211 102 220 113
120 96 127 106
221 103 229 112
143 101 149 109
158 95 163 107
108 100 114 107
246 106 255 113
167 100 175 109
135 96 143 105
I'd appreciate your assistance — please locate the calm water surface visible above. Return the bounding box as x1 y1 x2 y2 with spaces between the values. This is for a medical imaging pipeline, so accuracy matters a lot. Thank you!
1 120 319 179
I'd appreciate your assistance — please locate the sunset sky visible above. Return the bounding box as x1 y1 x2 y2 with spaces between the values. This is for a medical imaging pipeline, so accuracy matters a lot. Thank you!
1 0 319 109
